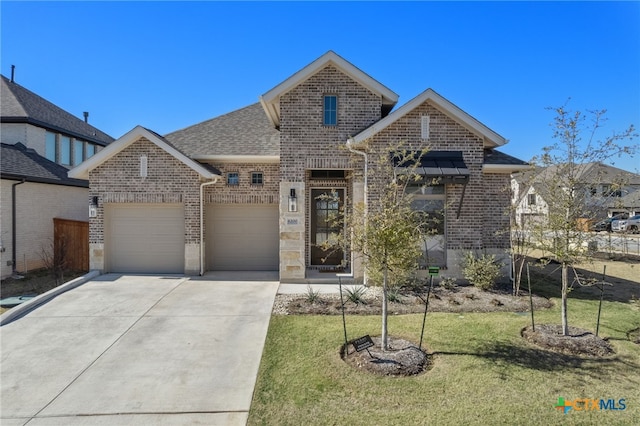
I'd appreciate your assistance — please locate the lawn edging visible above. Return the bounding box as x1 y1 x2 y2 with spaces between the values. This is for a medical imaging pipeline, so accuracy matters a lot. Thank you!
0 270 101 326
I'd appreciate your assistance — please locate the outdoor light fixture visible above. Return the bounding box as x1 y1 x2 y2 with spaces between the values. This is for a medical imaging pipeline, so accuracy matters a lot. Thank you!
89 196 99 218
288 188 298 212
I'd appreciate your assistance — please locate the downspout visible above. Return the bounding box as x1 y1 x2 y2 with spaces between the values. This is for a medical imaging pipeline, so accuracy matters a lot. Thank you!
12 179 26 275
346 138 368 284
200 178 219 276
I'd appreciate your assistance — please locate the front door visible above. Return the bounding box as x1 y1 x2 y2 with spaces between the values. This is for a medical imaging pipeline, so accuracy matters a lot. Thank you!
311 189 344 266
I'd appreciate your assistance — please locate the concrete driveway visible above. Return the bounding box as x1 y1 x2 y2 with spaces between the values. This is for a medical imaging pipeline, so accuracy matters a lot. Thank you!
0 273 279 425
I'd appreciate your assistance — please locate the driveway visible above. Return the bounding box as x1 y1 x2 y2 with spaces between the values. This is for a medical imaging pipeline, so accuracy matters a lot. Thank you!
0 273 279 425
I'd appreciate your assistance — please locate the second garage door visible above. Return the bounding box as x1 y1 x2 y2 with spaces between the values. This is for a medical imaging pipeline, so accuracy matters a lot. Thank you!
105 203 185 274
206 204 279 271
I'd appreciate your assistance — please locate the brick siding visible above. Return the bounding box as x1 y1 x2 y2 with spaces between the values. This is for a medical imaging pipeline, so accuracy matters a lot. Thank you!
88 137 201 244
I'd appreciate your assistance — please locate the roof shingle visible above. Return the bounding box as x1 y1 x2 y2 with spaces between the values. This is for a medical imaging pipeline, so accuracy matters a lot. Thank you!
1 143 88 187
164 103 279 157
1 75 114 146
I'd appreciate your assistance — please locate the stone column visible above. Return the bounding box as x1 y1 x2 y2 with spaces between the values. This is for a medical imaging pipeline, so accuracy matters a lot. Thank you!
279 181 306 281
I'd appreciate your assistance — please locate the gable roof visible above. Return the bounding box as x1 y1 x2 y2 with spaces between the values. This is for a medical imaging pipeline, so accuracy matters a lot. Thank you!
1 143 88 187
260 51 399 129
349 88 506 148
165 103 279 159
68 126 221 180
1 75 114 146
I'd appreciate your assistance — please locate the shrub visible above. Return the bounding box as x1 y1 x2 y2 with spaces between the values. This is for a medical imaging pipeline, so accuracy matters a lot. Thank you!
343 286 367 305
387 287 403 303
305 285 321 304
462 252 503 291
439 276 457 290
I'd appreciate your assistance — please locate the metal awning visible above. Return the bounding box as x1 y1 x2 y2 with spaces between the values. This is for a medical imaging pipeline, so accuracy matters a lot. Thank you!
394 151 470 184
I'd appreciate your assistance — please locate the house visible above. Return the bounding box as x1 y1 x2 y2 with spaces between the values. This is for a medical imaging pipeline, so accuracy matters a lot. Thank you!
1 74 114 279
69 51 528 281
512 162 640 227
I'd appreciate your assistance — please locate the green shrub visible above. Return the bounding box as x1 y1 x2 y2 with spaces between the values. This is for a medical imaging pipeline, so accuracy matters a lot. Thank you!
342 286 367 305
439 276 457 290
462 252 503 291
305 285 321 304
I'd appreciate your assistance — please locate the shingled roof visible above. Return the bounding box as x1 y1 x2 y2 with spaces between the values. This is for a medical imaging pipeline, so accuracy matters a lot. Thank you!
1 75 114 146
483 149 529 166
164 103 279 158
1 143 88 187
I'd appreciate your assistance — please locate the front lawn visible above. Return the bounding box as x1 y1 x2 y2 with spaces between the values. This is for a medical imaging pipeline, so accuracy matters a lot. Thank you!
249 290 640 425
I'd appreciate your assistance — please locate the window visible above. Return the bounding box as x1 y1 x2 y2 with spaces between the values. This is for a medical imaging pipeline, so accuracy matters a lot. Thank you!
323 95 337 126
528 194 536 205
74 140 84 165
251 172 263 185
408 184 445 234
86 143 96 158
602 185 622 197
227 172 239 186
60 136 71 165
45 132 56 162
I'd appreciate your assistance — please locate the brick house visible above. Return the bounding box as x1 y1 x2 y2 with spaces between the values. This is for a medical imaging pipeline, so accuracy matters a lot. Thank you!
70 51 528 281
1 74 114 279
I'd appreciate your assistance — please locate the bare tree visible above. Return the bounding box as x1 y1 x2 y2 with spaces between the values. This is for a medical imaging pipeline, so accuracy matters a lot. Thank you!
528 102 637 335
323 147 430 350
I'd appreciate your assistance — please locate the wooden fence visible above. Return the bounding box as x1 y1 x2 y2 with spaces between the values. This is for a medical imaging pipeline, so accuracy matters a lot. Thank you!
53 218 89 272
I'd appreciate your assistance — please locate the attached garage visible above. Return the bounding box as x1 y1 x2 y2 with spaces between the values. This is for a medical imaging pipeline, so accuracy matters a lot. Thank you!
105 203 185 274
206 204 279 271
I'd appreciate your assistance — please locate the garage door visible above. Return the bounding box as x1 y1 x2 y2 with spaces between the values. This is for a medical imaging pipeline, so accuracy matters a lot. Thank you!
105 204 184 274
206 204 278 271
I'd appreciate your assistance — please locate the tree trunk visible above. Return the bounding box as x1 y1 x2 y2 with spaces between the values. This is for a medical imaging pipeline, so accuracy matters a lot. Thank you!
381 263 389 351
561 262 569 336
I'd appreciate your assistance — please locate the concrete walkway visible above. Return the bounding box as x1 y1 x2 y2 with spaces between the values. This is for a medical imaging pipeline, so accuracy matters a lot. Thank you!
0 274 279 425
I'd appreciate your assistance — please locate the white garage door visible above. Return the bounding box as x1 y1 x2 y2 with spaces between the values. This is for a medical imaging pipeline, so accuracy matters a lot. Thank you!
105 203 184 274
206 204 279 271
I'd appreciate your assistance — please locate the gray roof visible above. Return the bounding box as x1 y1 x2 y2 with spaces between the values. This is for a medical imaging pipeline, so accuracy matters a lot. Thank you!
1 143 88 187
531 162 640 186
483 149 528 166
1 75 114 146
164 103 279 157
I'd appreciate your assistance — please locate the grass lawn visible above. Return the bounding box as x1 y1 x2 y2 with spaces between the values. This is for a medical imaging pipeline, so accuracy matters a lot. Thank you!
249 279 640 425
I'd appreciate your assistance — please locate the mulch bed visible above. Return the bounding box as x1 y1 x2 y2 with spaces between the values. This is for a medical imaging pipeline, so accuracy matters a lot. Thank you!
341 336 430 376
521 324 615 357
274 284 553 316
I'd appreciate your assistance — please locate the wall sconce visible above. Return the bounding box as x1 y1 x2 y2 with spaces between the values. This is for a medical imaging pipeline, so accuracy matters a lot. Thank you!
89 196 99 218
288 188 298 212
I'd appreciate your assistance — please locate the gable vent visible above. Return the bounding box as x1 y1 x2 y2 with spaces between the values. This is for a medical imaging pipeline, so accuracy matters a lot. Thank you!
140 155 148 177
421 115 430 140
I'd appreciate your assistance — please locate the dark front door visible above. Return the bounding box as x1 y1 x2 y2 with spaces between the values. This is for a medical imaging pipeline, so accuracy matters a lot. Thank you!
311 189 344 266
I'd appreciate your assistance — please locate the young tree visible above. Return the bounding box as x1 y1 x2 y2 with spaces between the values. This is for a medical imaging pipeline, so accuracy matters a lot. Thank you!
528 103 637 335
322 147 429 351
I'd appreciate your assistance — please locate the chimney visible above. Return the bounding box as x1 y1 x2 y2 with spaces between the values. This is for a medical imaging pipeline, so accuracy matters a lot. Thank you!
11 65 15 83
83 111 89 123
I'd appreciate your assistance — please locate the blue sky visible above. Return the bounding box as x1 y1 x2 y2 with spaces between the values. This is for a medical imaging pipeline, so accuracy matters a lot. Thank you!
2 1 639 171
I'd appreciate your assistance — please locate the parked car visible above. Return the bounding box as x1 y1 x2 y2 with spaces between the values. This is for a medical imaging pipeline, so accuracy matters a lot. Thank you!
612 214 640 233
592 214 628 232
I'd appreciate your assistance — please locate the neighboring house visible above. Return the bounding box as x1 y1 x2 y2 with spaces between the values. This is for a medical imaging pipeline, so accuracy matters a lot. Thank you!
1 74 114 279
607 190 640 218
512 162 640 226
70 51 528 281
